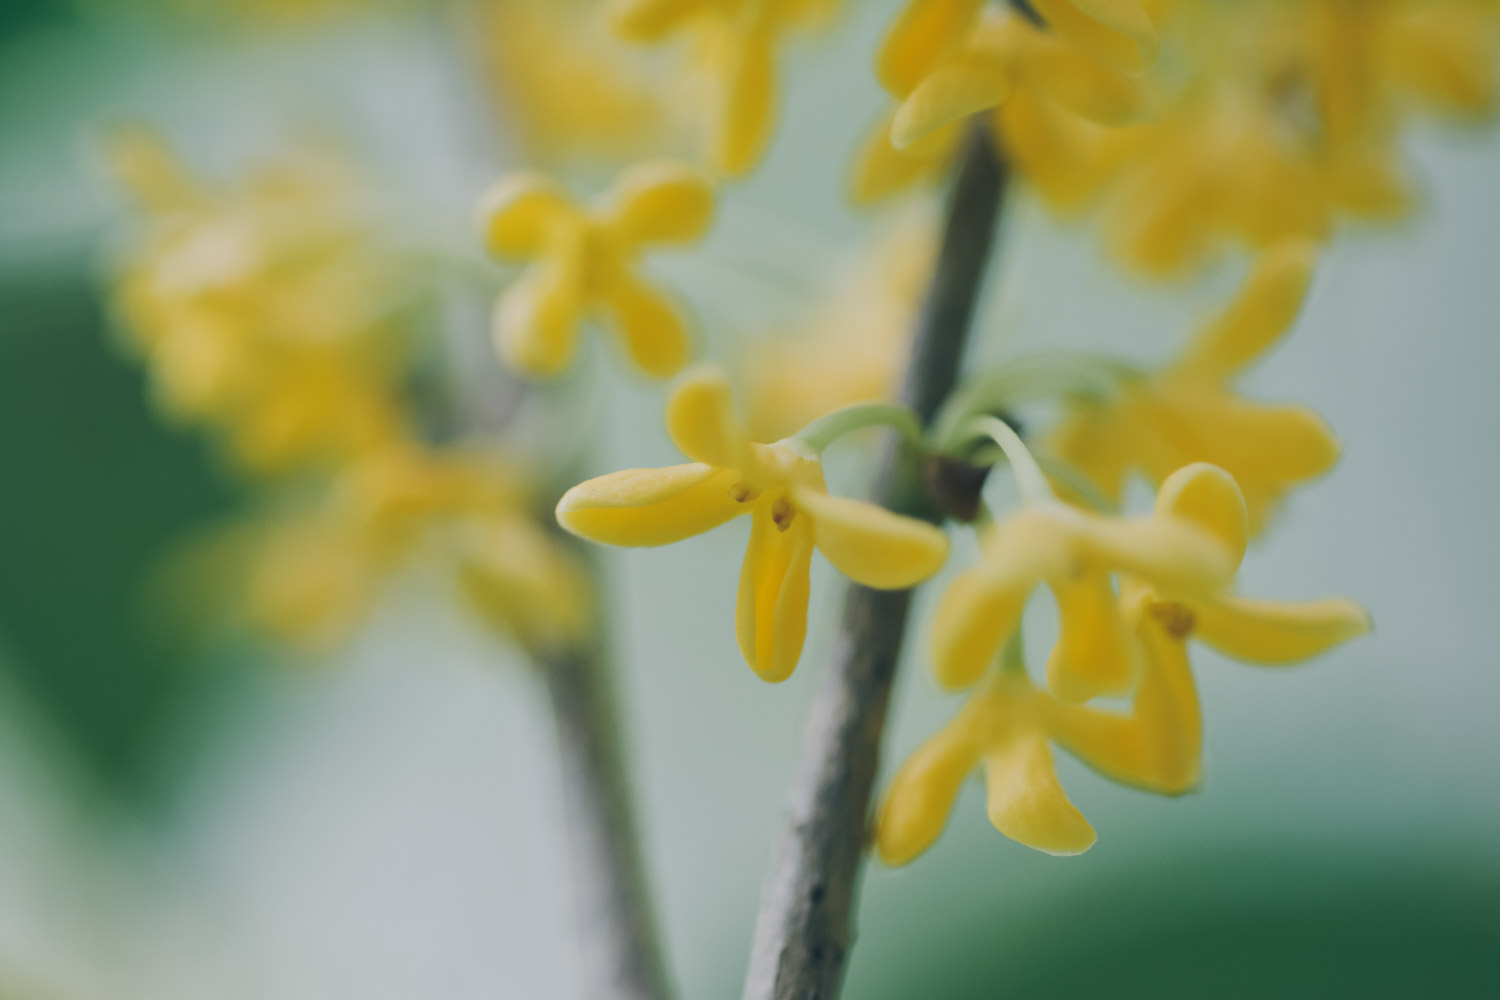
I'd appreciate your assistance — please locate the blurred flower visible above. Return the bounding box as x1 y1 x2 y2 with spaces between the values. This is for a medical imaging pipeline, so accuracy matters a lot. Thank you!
108 127 410 476
1048 241 1340 533
608 0 838 177
556 367 948 681
479 161 715 379
476 0 685 165
931 462 1240 704
743 209 935 440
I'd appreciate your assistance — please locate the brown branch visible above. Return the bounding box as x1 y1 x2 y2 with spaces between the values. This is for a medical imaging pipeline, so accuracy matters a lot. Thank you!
741 123 1008 1000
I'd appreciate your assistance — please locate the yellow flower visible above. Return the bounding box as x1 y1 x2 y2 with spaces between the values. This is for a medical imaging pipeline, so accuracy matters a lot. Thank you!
881 462 1369 863
1049 241 1340 533
931 462 1240 704
556 367 949 681
876 0 1159 102
609 0 835 177
479 161 715 379
743 209 935 440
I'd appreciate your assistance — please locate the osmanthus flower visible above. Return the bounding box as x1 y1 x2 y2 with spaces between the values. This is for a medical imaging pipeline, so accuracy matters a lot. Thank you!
479 161 715 379
879 462 1369 863
247 445 590 653
1048 240 1340 534
608 0 837 178
555 367 949 682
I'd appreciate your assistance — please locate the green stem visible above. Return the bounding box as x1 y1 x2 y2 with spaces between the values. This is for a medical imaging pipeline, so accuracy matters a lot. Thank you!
791 402 923 454
965 414 1053 505
933 350 1137 451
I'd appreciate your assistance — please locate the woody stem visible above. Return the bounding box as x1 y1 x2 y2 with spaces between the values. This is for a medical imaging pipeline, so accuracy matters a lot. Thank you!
741 121 1008 1000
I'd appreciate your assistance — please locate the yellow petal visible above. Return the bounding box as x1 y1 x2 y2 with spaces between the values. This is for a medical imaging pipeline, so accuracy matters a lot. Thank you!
492 255 584 378
715 26 777 177
595 264 692 378
556 464 748 546
736 503 815 682
849 111 953 205
1153 462 1249 572
1193 594 1370 665
1026 39 1149 126
1028 0 1155 73
1176 240 1319 382
1068 509 1238 599
609 0 701 41
876 720 982 866
478 173 572 259
605 161 716 247
876 0 986 98
792 486 948 589
984 733 1096 855
665 366 752 470
929 568 1035 690
1045 572 1134 703
891 51 1011 149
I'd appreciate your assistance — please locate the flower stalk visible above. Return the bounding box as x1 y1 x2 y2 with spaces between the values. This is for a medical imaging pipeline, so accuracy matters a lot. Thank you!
741 121 1008 1000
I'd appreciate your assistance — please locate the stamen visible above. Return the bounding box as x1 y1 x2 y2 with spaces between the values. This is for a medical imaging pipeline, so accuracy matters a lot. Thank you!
729 481 759 503
771 495 796 531
1149 601 1197 639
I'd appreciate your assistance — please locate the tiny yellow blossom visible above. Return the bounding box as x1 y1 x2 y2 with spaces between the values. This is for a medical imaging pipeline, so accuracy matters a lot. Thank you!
931 462 1240 704
479 161 715 379
609 0 835 177
1049 241 1340 533
556 367 948 681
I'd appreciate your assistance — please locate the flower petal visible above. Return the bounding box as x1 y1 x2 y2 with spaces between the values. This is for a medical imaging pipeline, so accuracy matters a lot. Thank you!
984 733 1096 855
609 0 700 41
715 26 777 177
595 265 691 378
478 173 572 259
1193 594 1371 665
1029 0 1155 72
492 254 585 378
891 51 1011 149
605 160 716 247
1045 572 1135 703
666 366 752 469
929 566 1032 690
1026 38 1150 126
556 464 747 546
876 720 982 866
1070 508 1238 598
736 504 815 682
876 0 985 98
792 486 949 589
1153 462 1249 572
1176 240 1319 382
849 111 953 205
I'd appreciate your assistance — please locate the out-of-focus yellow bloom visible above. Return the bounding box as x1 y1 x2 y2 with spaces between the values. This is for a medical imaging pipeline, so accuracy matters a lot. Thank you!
932 462 1239 703
109 128 409 475
248 445 592 652
556 367 948 681
476 0 682 164
1049 241 1339 533
608 0 836 177
877 0 1159 101
743 210 935 440
883 462 1368 862
479 161 715 379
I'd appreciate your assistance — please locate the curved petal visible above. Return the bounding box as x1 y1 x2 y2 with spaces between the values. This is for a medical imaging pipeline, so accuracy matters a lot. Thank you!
595 265 691 378
984 733 1096 855
876 719 982 866
666 366 752 469
715 26 777 177
793 486 949 589
1176 240 1319 382
478 173 572 259
736 503 815 682
1029 0 1155 73
1194 594 1371 665
609 0 701 41
849 111 953 205
1044 572 1135 703
605 160 716 247
556 464 748 546
1153 462 1249 571
1026 40 1149 126
876 0 985 98
1070 511 1238 599
891 52 1012 149
929 566 1032 690
492 255 584 378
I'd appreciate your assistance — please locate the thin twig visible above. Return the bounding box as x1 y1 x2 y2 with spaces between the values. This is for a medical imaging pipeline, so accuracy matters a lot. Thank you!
741 123 1008 1000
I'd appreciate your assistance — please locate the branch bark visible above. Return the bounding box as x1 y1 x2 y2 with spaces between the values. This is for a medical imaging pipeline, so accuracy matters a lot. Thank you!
741 123 1008 1000
542 637 675 1000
